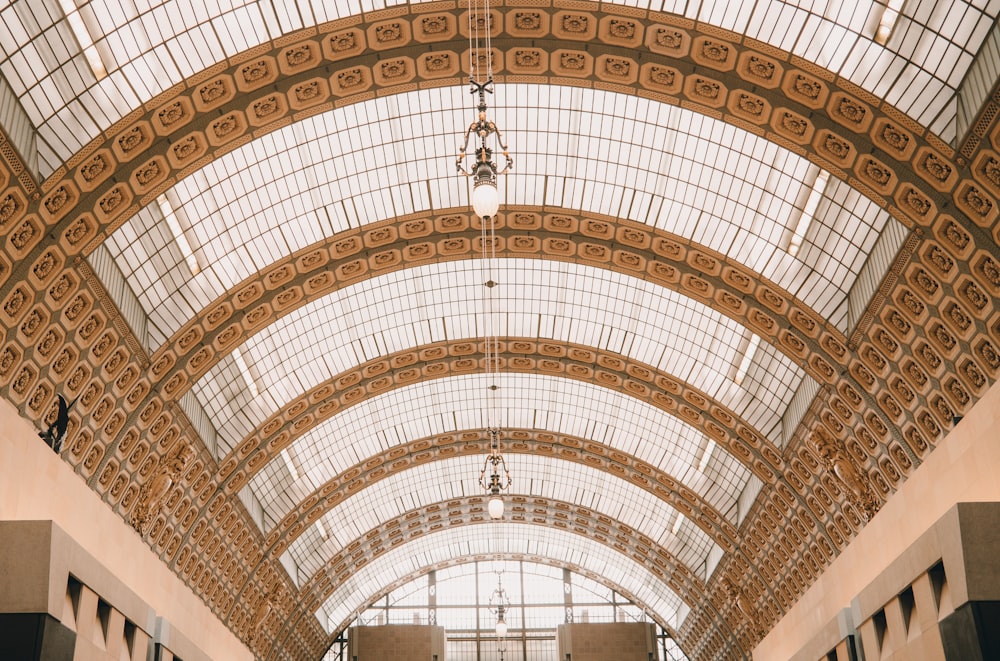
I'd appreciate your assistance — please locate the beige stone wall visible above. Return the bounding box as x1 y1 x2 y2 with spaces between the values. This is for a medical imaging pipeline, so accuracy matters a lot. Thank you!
347 624 446 659
756 376 1000 661
0 398 252 661
557 621 657 660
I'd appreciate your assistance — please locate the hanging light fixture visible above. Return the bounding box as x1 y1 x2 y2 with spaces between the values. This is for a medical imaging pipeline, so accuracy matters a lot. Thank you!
456 0 512 220
489 571 511 637
480 427 511 519
458 0 513 520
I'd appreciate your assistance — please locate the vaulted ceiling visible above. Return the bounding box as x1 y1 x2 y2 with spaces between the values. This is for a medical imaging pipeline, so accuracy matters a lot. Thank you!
2 0 1000 659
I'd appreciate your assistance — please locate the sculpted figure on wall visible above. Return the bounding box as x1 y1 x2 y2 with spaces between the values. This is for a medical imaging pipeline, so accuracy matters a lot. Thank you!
810 427 881 521
129 443 196 533
250 582 285 649
722 575 760 637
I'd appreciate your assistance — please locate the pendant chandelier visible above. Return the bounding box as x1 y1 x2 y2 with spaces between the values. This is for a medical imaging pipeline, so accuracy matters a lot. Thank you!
457 0 513 520
456 0 512 220
488 571 511 638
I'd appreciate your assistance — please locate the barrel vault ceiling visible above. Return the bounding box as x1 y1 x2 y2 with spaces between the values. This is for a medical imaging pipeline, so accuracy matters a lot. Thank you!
1 0 1000 659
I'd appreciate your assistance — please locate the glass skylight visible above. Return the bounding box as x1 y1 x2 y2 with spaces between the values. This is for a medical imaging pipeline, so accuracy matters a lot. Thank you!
0 0 992 174
192 260 805 461
244 372 754 532
105 86 894 345
284 454 721 586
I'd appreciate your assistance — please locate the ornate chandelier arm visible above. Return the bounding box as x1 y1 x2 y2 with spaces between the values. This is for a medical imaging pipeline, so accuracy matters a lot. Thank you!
490 122 513 175
456 120 484 176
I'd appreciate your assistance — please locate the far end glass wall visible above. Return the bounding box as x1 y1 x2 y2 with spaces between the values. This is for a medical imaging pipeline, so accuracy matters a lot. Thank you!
322 560 689 661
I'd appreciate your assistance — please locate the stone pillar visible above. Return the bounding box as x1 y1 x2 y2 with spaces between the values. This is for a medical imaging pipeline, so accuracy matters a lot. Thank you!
557 621 658 661
347 624 446 660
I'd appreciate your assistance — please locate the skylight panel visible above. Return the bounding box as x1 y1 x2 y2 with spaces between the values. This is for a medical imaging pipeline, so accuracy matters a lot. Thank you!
875 0 906 45
57 0 109 80
156 193 202 276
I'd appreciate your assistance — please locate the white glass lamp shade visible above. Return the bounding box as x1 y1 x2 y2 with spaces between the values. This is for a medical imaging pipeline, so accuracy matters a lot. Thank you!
495 618 508 637
472 180 500 219
488 494 505 520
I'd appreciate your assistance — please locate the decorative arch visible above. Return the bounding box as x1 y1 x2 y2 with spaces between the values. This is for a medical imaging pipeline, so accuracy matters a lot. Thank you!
265 508 748 661
0 3 998 660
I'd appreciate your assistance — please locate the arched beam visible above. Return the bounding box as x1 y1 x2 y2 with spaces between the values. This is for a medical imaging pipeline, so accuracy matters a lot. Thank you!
3 3 991 289
216 337 783 493
0 4 996 658
146 209 847 402
298 496 709 618
269 507 746 661
259 429 740 568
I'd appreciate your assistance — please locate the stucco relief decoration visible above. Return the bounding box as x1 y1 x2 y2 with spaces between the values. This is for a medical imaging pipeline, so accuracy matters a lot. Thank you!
514 50 540 68
962 184 994 219
836 97 867 126
648 66 676 87
822 134 852 161
722 576 760 636
0 193 21 227
157 101 185 128
983 156 1000 188
117 126 146 156
241 60 270 84
285 44 312 67
329 32 356 52
922 152 953 183
79 154 108 183
735 94 764 118
746 56 775 81
862 158 892 186
294 81 320 103
903 188 932 218
172 136 199 161
375 23 403 43
810 427 880 521
129 443 196 534
608 18 636 39
425 53 450 72
780 112 808 137
253 96 281 120
199 79 226 104
655 28 683 49
561 14 588 33
473 51 492 73
604 57 631 77
979 255 1000 288
879 123 910 153
43 185 71 216
380 59 407 80
338 68 365 90
211 115 240 139
421 15 448 34
134 160 161 187
559 53 586 71
793 75 822 100
513 12 541 30
700 40 729 63
693 78 721 100
250 582 285 647
9 221 36 251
